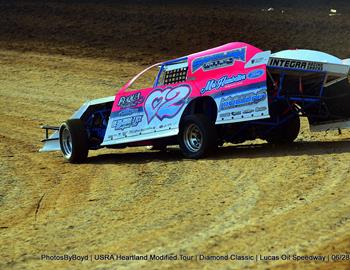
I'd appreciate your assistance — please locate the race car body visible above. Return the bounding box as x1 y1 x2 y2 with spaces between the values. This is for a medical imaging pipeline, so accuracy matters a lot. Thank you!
40 42 350 162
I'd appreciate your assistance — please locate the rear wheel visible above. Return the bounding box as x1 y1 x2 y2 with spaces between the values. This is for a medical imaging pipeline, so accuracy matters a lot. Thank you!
265 115 300 144
59 119 89 163
179 114 217 159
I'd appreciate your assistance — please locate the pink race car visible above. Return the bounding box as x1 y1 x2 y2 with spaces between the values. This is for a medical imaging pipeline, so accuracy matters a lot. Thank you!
41 42 350 162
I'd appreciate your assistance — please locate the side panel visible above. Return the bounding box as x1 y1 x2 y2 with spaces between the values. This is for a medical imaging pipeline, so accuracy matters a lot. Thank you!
213 84 269 124
102 42 271 146
102 84 192 146
188 43 270 124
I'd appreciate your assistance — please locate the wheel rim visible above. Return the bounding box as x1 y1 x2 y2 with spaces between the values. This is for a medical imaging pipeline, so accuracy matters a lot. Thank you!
61 126 72 158
183 123 203 152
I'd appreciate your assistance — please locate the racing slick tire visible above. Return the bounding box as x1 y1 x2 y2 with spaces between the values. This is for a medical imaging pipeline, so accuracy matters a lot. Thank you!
265 115 300 144
59 119 89 163
179 114 217 159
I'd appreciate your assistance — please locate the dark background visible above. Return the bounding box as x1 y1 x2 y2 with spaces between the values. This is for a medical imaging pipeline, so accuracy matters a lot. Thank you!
0 0 349 63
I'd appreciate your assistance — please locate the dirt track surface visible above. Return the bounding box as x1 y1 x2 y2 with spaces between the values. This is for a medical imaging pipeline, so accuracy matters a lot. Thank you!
0 50 350 270
1 0 350 62
1 1 350 269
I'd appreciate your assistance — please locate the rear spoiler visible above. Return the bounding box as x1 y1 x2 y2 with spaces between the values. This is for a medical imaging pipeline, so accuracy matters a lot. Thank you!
268 56 350 77
268 49 350 77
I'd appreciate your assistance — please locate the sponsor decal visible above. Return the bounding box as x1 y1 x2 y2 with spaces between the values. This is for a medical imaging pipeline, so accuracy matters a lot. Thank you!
220 89 267 111
201 74 246 94
144 85 191 123
158 123 172 129
118 92 144 108
250 57 265 66
112 115 143 130
255 106 267 112
243 109 254 114
192 47 246 72
244 51 271 68
247 69 265 79
268 58 323 71
219 112 231 118
113 107 141 117
219 111 243 119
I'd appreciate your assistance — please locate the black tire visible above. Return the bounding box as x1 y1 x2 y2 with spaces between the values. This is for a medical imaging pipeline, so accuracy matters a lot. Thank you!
59 119 89 163
265 115 300 144
178 114 217 159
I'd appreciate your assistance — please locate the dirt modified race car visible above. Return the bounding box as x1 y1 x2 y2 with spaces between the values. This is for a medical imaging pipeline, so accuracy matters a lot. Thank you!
40 42 350 163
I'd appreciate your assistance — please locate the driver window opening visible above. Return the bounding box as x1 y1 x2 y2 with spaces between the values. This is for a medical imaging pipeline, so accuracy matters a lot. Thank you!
125 65 160 92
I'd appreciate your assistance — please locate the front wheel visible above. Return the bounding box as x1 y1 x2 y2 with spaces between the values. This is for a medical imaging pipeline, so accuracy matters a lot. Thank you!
178 114 217 159
59 119 89 163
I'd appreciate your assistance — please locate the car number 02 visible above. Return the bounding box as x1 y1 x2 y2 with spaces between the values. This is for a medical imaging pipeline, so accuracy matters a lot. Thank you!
144 85 191 123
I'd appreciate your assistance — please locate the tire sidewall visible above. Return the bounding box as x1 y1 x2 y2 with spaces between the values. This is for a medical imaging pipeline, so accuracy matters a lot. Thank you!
59 122 72 160
59 119 89 163
179 114 217 159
